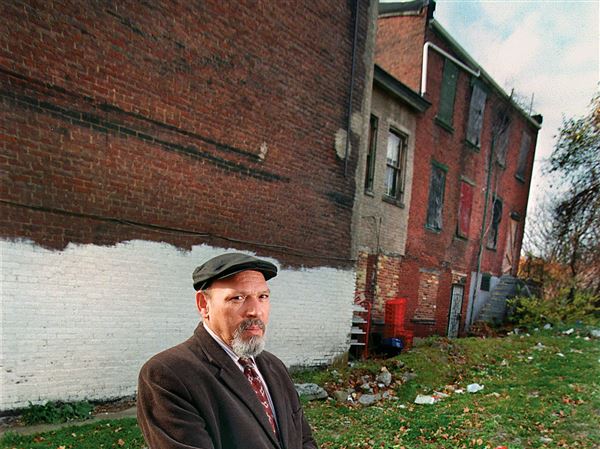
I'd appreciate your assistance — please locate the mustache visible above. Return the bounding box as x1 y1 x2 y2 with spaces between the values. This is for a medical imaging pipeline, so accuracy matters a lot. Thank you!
238 319 266 331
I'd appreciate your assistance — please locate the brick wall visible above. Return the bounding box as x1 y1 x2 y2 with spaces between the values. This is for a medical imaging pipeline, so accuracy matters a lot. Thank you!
1 0 372 265
376 12 427 93
0 1 377 410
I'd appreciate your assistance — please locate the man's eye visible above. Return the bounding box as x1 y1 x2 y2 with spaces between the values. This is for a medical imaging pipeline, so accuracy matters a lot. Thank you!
230 296 244 302
259 294 270 301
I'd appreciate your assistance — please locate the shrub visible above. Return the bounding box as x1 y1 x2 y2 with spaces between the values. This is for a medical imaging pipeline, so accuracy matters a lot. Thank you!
508 289 600 327
21 400 93 425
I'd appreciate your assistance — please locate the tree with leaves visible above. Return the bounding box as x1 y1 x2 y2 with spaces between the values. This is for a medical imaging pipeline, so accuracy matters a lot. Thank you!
546 93 600 298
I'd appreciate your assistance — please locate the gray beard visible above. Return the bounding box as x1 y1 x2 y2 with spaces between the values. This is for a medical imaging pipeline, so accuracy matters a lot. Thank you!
231 320 266 358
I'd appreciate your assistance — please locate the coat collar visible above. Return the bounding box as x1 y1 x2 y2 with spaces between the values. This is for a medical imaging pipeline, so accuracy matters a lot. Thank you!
193 324 282 448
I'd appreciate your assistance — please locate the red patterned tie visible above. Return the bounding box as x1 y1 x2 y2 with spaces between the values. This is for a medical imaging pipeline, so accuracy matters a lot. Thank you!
238 357 278 437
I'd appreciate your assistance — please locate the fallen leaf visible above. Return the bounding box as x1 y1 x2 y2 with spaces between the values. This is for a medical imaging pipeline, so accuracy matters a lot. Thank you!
117 438 125 446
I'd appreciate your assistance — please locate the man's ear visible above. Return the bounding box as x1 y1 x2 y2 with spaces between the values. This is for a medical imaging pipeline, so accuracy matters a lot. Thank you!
196 291 209 320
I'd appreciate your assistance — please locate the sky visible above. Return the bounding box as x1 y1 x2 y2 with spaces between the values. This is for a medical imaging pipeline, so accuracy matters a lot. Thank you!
383 0 599 216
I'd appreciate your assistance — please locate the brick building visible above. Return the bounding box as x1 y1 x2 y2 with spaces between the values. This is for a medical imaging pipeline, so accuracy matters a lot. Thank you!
353 1 541 340
0 1 377 411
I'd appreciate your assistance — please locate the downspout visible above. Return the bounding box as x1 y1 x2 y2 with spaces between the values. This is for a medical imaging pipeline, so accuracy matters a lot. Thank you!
420 41 480 95
467 138 495 329
344 0 360 177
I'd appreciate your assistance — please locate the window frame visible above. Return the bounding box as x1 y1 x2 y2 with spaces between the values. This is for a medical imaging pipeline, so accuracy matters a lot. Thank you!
493 110 511 167
456 178 475 239
364 115 379 193
425 160 448 232
436 59 459 130
383 127 408 205
515 131 532 182
486 196 503 250
465 80 487 148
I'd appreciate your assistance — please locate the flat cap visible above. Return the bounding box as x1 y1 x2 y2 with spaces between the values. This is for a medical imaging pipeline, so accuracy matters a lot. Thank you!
193 253 278 291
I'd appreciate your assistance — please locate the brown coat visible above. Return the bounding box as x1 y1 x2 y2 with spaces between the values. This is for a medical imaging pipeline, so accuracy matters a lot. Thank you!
137 324 318 449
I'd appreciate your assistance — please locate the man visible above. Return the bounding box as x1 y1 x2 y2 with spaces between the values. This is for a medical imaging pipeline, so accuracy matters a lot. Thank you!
137 253 318 449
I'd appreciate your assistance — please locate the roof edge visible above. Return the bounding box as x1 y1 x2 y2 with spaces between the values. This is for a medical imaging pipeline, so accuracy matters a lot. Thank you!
378 0 429 17
374 64 431 112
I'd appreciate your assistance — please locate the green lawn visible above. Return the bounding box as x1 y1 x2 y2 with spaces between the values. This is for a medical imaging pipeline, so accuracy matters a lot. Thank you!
2 329 599 449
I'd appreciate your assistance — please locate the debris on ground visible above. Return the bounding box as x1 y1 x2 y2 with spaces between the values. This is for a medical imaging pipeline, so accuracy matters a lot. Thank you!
563 328 575 335
467 383 485 393
414 394 437 405
376 367 392 386
294 383 328 401
358 394 379 406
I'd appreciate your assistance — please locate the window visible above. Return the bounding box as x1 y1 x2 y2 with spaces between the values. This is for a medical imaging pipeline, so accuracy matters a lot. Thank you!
515 131 531 181
364 115 378 193
487 196 503 249
456 180 474 238
466 81 487 147
437 59 459 128
480 273 491 291
493 110 511 166
383 129 408 202
426 162 447 231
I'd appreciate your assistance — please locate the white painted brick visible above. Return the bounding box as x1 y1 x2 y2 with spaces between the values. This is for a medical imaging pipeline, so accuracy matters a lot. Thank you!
0 239 355 411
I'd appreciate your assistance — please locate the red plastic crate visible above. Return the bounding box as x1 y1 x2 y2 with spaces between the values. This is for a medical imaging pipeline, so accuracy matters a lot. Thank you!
384 297 407 327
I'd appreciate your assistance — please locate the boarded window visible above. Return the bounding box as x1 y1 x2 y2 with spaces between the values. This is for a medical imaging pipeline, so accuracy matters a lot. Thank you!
457 180 473 238
493 111 511 166
515 131 531 180
437 60 459 127
384 129 408 201
364 115 378 192
426 162 447 231
487 197 503 249
466 82 487 147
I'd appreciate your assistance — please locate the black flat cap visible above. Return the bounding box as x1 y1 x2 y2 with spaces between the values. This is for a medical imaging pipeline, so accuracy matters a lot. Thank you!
193 253 278 291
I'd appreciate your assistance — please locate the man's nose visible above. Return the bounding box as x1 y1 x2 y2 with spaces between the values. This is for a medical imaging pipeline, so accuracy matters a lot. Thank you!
244 296 262 317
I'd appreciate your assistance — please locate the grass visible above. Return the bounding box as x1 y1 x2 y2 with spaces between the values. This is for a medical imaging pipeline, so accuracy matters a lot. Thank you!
2 329 598 449
0 420 142 449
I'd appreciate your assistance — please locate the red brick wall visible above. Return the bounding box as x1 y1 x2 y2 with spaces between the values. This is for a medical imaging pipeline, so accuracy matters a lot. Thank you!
1 1 372 268
375 12 427 93
371 12 539 336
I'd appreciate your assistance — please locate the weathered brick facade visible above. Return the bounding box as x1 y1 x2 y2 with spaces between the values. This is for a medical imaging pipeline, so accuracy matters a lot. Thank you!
354 2 540 339
1 1 376 410
1 1 375 264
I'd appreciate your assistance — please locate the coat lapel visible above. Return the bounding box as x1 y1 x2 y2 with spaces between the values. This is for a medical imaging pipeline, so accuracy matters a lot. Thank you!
194 325 280 448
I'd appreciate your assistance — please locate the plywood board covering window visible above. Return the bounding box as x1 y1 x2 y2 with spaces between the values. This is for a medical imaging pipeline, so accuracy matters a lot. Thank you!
426 162 447 231
466 82 487 147
457 180 474 238
437 59 459 128
516 131 531 181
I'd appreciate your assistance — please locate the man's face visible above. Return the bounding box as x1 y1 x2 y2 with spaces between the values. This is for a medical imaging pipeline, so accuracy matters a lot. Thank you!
197 270 271 353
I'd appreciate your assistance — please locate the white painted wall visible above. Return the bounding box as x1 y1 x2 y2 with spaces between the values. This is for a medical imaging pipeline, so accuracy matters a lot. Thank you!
0 239 355 411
